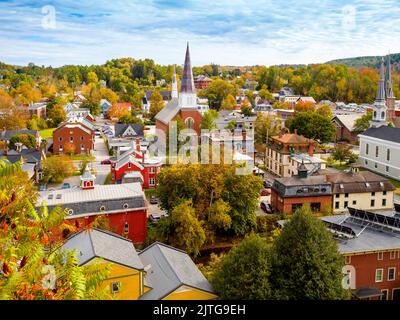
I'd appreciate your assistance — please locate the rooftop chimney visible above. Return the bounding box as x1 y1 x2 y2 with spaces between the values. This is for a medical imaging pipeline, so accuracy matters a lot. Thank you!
308 140 314 157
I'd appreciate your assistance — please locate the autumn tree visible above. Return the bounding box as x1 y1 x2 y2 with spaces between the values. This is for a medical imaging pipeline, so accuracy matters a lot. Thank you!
316 104 333 118
9 134 36 150
47 104 66 127
43 156 75 183
295 101 315 113
107 104 130 120
149 90 164 120
332 144 357 164
0 160 110 300
63 143 76 156
198 79 237 110
87 71 98 84
221 94 237 111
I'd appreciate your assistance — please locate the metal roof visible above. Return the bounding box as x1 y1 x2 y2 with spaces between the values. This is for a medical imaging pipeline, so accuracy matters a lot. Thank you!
359 126 400 144
138 242 214 300
62 228 144 270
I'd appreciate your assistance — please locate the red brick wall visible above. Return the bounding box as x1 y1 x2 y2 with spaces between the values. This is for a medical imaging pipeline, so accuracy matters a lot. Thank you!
179 109 202 135
53 126 94 155
346 251 400 300
111 160 159 188
271 190 332 214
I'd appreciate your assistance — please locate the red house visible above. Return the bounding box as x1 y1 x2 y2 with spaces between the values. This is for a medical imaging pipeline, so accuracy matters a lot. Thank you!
110 141 162 188
322 208 400 300
36 169 148 243
53 118 95 155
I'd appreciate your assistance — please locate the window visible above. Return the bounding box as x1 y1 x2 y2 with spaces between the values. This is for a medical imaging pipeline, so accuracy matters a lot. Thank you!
345 193 349 198
70 137 74 142
58 137 63 142
375 269 384 282
128 163 131 169
378 252 384 260
124 222 129 234
185 117 194 130
365 160 368 165
387 149 391 161
111 282 121 294
352 200 357 205
335 202 340 209
100 205 105 211
374 162 378 169
371 199 375 207
310 203 321 212
344 201 348 208
335 194 340 198
149 167 155 173
389 251 397 260
371 192 375 196
386 166 390 173
381 289 389 301
149 178 155 186
366 143 369 155
80 144 84 150
345 256 351 264
388 268 396 281
123 203 129 209
383 191 387 195
376 146 379 157
383 199 387 207
59 145 63 151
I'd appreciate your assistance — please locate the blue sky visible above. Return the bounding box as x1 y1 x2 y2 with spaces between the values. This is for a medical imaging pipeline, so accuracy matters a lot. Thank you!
1 0 400 67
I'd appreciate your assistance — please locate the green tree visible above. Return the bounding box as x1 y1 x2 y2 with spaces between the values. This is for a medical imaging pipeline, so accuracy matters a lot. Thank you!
353 112 373 134
169 200 206 257
47 104 66 127
316 104 333 118
332 144 357 164
286 111 336 143
87 71 98 84
270 205 349 300
199 79 237 110
9 134 36 150
201 109 218 131
258 86 273 101
43 156 75 183
211 234 272 300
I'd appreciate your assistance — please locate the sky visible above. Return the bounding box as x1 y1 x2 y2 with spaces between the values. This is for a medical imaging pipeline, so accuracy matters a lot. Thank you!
1 0 400 67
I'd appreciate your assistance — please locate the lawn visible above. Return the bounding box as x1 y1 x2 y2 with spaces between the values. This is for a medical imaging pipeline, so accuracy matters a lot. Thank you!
39 128 56 139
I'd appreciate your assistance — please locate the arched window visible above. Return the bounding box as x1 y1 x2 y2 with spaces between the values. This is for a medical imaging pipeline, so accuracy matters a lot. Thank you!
185 117 194 129
381 111 385 119
374 111 377 119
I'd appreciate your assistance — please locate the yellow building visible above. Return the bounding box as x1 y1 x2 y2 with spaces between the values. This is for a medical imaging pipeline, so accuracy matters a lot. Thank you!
62 228 147 300
63 230 216 300
326 168 395 214
138 242 217 300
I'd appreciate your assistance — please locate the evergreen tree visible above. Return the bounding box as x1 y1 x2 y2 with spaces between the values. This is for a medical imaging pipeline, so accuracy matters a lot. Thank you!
270 206 349 300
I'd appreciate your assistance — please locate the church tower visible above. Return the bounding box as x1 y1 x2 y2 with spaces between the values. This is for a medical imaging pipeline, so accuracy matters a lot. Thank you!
386 55 396 123
178 42 197 108
171 64 178 99
370 57 388 128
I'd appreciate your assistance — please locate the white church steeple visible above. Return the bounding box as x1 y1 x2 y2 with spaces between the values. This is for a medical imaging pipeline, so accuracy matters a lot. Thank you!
171 64 178 99
370 57 388 128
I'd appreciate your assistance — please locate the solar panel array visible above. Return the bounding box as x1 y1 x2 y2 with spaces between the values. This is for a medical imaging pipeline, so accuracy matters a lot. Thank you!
348 207 400 235
323 220 356 239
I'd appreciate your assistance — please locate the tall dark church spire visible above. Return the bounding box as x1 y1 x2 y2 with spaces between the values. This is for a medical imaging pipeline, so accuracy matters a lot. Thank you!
181 42 195 93
386 55 395 99
376 57 386 103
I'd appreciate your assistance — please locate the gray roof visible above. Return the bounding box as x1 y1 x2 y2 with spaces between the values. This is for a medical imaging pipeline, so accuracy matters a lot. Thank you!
0 149 42 166
36 183 145 217
321 215 400 254
359 126 400 144
138 242 214 300
62 228 144 270
154 98 180 124
332 114 363 132
114 123 144 138
144 91 171 102
181 43 195 93
0 129 38 141
272 175 332 197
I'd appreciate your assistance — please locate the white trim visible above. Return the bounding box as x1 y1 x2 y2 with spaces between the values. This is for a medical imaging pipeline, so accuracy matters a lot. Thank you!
392 287 400 300
381 289 389 300
64 206 147 220
388 267 396 281
375 268 384 282
378 252 384 260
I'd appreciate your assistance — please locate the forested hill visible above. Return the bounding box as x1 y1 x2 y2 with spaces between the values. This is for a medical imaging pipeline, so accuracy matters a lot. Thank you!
326 53 400 69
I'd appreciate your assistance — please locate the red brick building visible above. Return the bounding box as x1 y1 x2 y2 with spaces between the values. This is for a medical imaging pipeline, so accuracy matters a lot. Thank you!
53 118 95 155
322 208 400 300
194 74 212 90
270 164 333 214
332 114 363 143
110 141 162 188
36 169 148 243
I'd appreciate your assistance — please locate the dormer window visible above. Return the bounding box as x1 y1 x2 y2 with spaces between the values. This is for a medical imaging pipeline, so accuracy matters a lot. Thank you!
123 203 129 209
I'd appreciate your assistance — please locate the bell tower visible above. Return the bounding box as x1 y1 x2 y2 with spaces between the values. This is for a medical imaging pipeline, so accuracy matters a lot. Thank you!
370 57 388 128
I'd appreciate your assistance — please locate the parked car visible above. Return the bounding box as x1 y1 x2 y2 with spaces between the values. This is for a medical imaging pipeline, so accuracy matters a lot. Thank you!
149 196 158 204
149 213 161 222
101 159 111 165
260 189 271 196
260 201 273 214
39 184 47 191
263 180 273 188
62 182 71 189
